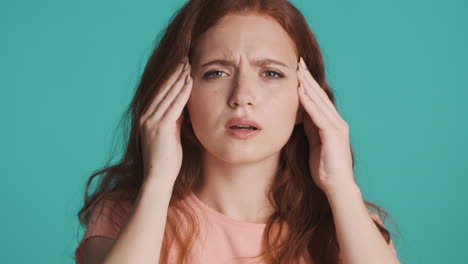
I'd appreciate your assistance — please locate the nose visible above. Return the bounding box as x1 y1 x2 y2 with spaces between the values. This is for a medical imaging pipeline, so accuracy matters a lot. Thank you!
228 75 256 108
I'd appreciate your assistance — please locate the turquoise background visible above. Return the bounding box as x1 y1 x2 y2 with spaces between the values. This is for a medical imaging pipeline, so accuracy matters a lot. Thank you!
1 0 466 263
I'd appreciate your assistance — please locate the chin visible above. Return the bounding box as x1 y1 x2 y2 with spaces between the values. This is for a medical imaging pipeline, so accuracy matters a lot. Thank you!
203 142 279 165
194 127 289 164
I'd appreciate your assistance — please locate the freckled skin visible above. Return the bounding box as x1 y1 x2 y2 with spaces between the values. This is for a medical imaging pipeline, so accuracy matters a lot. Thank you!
187 13 303 164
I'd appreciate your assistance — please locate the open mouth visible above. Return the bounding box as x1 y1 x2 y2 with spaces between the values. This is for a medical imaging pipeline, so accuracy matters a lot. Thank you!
226 125 261 140
229 125 258 130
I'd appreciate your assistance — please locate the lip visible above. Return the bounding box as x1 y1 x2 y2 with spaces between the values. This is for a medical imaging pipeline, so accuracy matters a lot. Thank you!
225 117 262 130
226 127 261 139
225 117 262 140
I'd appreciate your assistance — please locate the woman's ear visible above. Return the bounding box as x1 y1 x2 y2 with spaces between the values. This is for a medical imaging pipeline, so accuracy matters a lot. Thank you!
295 105 304 125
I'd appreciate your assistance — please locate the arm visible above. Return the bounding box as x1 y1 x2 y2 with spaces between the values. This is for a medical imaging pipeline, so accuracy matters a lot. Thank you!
98 175 175 264
325 178 400 264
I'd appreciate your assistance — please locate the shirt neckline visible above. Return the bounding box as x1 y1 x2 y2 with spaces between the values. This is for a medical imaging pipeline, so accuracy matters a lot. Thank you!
187 191 267 230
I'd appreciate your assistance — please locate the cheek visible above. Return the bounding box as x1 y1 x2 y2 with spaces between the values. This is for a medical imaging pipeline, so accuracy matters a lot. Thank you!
265 85 299 116
187 89 221 123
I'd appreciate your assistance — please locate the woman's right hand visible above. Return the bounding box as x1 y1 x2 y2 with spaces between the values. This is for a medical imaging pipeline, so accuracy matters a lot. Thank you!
138 57 193 184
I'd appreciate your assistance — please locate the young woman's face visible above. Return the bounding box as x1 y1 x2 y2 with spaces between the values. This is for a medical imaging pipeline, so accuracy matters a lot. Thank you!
187 13 302 164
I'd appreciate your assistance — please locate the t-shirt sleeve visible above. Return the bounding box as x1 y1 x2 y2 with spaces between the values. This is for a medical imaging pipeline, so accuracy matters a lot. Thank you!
74 199 132 264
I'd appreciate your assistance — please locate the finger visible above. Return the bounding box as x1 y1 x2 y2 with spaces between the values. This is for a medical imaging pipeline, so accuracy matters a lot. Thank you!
297 81 335 131
298 62 339 117
298 66 344 128
163 74 193 123
303 114 321 147
141 58 187 122
297 68 338 118
148 65 191 123
299 58 346 126
141 60 186 122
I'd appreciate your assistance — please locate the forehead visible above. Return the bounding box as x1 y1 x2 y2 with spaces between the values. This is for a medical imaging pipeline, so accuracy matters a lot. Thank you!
193 14 297 65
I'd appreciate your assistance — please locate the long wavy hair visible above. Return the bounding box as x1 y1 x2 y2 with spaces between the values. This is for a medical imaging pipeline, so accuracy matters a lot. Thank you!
76 0 398 263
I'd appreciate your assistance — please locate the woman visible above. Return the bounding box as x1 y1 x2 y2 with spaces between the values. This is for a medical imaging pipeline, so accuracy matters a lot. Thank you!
75 0 400 263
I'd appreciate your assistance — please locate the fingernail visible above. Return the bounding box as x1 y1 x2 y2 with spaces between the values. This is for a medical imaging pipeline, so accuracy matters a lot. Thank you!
300 57 306 68
185 74 191 84
183 61 189 71
299 64 305 75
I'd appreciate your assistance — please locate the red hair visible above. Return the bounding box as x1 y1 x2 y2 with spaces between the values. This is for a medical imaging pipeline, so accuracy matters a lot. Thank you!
77 1 399 263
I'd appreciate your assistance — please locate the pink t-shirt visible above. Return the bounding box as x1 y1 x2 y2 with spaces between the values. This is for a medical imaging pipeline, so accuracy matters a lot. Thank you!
75 191 396 264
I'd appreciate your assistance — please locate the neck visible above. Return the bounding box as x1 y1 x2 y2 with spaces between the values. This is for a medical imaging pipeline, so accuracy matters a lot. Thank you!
192 150 281 224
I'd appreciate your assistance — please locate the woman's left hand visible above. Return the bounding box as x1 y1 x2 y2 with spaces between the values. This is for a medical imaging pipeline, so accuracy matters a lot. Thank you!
296 57 355 194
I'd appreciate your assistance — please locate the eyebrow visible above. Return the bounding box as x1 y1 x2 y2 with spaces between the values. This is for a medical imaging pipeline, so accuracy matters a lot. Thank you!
200 57 290 69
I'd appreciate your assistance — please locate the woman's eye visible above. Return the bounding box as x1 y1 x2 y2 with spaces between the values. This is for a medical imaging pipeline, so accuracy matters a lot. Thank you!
263 70 284 79
202 70 284 79
203 70 226 79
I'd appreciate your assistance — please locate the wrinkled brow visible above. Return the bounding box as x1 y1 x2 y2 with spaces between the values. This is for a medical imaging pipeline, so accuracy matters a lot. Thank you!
200 57 290 69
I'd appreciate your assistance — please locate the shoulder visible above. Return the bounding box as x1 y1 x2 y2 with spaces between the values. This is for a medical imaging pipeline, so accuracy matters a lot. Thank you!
91 194 134 229
82 191 135 240
75 193 134 264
